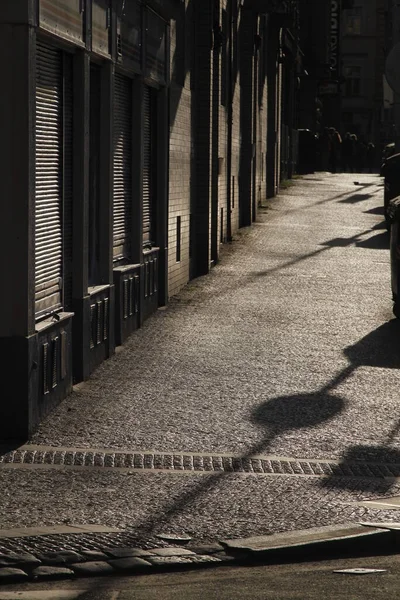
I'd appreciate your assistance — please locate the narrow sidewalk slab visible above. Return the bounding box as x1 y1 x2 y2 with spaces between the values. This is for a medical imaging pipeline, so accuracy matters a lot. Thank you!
220 523 397 560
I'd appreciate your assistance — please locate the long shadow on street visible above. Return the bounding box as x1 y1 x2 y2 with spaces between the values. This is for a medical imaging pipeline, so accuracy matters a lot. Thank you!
111 319 400 541
74 179 392 597
75 320 400 598
248 224 389 284
319 319 400 493
103 380 348 546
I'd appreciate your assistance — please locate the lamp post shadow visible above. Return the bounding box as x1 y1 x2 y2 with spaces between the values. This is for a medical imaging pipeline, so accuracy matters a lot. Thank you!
249 390 346 457
124 389 347 543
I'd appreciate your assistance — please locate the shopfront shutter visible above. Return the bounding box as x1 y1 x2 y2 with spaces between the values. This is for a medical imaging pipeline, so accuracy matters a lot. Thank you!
35 42 63 317
63 54 73 311
113 73 132 262
142 85 152 247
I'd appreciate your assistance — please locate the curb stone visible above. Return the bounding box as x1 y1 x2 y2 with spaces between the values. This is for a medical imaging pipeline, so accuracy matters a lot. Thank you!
0 568 29 583
109 557 152 571
0 543 235 586
32 566 75 580
106 548 153 558
0 553 41 569
36 550 84 565
145 555 222 567
0 523 399 585
69 561 115 576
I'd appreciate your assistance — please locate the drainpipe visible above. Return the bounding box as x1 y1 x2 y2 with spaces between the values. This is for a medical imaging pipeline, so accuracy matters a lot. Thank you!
226 0 233 241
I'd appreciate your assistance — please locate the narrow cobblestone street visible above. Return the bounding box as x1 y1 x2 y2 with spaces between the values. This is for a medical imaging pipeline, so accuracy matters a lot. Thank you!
2 172 400 552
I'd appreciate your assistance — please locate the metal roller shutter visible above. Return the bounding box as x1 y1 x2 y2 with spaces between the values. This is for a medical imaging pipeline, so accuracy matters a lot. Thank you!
89 64 101 286
142 85 152 247
35 42 63 317
113 73 132 262
63 54 73 311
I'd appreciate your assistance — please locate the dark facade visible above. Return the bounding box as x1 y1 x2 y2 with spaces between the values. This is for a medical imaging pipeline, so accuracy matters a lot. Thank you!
341 0 387 147
0 0 301 441
0 0 170 440
297 0 337 135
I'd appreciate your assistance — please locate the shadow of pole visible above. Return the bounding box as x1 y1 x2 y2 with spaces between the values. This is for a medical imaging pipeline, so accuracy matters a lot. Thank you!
208 222 386 302
74 365 355 598
116 317 400 540
118 382 348 542
75 244 398 599
76 327 400 597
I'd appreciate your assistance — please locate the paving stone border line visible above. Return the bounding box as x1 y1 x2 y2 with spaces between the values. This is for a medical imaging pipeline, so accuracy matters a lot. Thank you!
1 447 400 479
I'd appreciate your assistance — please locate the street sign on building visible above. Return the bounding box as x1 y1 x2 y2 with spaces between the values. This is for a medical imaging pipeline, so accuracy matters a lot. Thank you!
329 0 341 81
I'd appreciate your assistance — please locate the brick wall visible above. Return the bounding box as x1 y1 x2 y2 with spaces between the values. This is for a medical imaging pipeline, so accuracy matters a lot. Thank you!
231 0 241 236
258 16 268 205
167 0 274 297
168 0 194 298
276 41 283 190
218 0 228 249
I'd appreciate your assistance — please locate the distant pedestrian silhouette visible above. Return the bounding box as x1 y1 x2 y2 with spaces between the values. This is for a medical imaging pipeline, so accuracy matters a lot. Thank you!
341 132 352 172
329 127 342 173
366 142 375 173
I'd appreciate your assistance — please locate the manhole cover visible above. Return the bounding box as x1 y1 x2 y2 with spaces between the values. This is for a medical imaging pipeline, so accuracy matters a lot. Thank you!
333 568 387 575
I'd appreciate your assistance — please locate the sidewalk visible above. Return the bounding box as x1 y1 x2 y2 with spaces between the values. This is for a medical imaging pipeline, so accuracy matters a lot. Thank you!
2 172 400 585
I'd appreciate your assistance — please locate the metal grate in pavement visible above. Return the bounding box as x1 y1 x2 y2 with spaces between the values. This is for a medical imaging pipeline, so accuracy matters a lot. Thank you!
0 446 399 479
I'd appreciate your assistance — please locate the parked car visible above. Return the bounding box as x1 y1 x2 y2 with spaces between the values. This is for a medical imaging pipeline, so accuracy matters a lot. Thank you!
381 151 400 228
381 142 396 170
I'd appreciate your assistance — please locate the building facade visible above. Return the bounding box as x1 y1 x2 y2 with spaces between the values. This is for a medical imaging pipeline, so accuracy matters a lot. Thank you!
0 0 299 441
340 0 386 146
384 0 400 150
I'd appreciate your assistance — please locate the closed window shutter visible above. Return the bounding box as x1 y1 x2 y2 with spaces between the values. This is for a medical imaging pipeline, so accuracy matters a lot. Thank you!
88 64 101 286
63 54 73 311
35 42 63 317
113 73 133 262
142 85 152 247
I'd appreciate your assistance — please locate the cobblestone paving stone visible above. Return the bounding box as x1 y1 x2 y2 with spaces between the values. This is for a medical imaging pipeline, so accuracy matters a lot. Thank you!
2 174 400 583
1 468 400 553
0 471 400 584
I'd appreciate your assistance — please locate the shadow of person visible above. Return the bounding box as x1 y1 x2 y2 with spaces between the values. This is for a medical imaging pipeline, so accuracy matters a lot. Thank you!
339 193 374 204
355 231 389 250
364 206 385 215
371 221 388 230
344 319 400 370
249 392 346 455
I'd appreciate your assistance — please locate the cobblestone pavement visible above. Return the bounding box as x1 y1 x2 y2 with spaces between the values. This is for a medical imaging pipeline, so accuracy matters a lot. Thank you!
2 172 400 561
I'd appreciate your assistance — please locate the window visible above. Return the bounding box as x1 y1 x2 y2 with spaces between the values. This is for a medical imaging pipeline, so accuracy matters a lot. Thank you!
344 7 362 35
343 66 361 96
